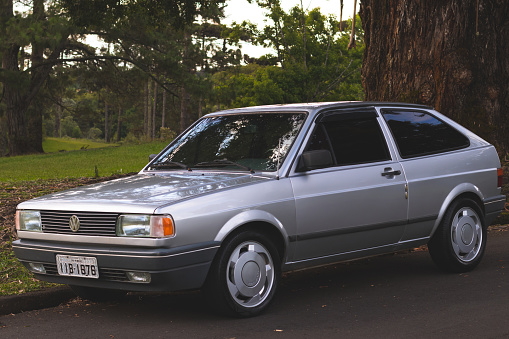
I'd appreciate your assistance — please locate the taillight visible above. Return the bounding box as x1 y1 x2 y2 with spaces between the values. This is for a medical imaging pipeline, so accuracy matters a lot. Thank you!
498 168 504 188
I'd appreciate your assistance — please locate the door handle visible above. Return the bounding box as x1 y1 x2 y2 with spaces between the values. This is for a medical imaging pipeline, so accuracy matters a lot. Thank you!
381 168 401 177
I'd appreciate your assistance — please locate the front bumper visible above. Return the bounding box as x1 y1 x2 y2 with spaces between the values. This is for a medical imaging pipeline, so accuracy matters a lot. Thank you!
12 239 220 292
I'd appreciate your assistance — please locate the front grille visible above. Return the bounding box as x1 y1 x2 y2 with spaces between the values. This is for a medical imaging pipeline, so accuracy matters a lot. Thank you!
42 263 129 282
41 211 119 236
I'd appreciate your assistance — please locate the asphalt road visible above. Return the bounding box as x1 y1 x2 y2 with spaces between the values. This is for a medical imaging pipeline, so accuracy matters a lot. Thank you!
2 228 509 339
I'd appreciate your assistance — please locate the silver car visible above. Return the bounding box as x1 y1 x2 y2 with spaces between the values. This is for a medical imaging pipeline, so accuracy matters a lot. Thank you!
13 102 506 317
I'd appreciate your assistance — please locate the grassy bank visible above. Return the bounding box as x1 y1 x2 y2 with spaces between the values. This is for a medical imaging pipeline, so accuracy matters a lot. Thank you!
0 140 168 182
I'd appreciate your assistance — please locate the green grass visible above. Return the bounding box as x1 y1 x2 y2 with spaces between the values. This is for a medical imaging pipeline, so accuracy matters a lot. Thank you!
0 140 169 182
0 242 58 296
43 137 118 153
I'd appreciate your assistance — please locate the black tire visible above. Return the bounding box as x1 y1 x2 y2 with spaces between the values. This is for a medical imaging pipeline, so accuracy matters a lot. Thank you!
428 198 486 273
69 285 126 302
205 230 281 317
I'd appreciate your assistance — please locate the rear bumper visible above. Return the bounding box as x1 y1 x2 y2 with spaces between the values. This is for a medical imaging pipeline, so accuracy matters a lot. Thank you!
484 195 506 225
12 239 220 292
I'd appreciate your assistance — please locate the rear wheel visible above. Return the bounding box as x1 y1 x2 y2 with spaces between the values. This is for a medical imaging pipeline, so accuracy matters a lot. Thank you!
428 198 486 273
205 231 281 317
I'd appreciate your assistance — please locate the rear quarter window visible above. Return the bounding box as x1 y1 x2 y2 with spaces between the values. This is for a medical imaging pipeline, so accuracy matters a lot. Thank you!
381 109 470 159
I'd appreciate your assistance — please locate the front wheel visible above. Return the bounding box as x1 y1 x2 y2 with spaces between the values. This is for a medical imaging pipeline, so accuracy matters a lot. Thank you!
205 231 281 317
428 198 486 273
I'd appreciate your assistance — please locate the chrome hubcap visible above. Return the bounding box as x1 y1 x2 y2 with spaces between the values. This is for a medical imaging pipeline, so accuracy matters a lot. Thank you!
451 207 482 262
226 241 274 308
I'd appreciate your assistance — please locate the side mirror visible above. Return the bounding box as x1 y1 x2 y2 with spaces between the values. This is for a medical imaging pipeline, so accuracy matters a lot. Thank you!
149 154 157 162
298 149 333 172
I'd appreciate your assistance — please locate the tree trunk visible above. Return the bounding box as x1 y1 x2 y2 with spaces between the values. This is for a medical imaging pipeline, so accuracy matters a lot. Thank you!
152 81 158 140
1 0 67 155
161 88 166 128
1 0 26 155
147 79 152 138
55 99 61 138
180 86 190 133
116 105 122 142
26 0 44 153
347 0 357 50
104 102 109 143
144 80 149 136
180 28 192 133
360 0 509 153
198 94 202 118
339 0 344 32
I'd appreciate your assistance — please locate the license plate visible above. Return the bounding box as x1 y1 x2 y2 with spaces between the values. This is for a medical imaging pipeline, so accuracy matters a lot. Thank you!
56 255 99 279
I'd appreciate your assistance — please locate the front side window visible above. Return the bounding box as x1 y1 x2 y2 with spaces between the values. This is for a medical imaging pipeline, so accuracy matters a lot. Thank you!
381 110 470 158
305 112 391 167
150 113 306 172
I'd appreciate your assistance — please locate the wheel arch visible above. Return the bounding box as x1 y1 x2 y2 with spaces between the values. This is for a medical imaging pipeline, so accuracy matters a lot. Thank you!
213 210 288 262
431 183 485 237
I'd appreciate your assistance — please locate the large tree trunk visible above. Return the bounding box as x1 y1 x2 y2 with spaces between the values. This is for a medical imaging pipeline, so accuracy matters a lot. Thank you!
1 0 27 155
1 0 67 155
360 0 509 153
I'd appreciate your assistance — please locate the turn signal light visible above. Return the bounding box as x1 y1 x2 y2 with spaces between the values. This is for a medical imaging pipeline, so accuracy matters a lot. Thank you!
162 217 174 237
498 168 504 188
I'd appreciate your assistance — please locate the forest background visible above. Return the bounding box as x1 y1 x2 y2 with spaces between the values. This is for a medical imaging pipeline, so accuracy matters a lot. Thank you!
0 0 364 157
1 0 508 158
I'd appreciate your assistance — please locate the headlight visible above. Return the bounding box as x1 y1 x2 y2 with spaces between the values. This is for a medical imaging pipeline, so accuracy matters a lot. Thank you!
116 214 175 238
16 210 42 232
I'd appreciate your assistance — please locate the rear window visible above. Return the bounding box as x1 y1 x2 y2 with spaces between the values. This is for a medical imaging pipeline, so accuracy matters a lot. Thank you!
381 109 470 159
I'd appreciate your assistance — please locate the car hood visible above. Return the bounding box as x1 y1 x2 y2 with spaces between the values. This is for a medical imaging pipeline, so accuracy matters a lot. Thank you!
18 172 270 213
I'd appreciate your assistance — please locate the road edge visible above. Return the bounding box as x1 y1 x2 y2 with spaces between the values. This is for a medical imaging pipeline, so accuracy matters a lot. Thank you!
0 286 75 316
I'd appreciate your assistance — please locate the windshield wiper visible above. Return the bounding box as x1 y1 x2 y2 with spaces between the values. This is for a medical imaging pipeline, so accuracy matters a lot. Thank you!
194 159 254 173
151 161 191 171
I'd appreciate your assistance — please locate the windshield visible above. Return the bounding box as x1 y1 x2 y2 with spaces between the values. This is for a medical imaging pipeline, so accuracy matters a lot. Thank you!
150 112 307 172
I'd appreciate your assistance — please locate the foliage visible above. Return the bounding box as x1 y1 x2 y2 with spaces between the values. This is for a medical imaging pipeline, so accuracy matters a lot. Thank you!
160 127 177 142
87 127 103 140
1 0 366 157
0 0 226 155
210 4 364 109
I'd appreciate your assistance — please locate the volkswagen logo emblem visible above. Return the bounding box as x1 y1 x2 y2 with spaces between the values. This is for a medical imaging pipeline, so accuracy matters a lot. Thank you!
69 215 80 232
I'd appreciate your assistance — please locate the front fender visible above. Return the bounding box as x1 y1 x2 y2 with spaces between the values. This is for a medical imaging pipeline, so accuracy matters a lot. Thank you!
214 209 289 248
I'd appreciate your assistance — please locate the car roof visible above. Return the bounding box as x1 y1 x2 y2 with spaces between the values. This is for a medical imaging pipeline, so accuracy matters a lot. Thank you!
205 101 433 117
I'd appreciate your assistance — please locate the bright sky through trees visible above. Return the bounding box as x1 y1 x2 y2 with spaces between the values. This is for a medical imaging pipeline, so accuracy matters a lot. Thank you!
224 0 360 57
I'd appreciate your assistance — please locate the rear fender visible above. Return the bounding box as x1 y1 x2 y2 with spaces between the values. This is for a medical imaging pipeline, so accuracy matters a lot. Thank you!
431 183 485 236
